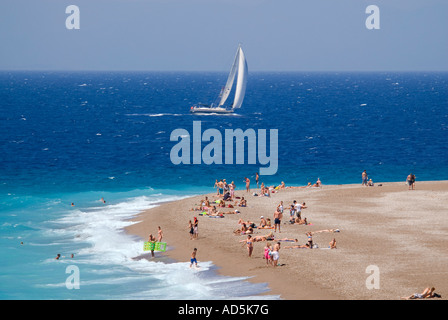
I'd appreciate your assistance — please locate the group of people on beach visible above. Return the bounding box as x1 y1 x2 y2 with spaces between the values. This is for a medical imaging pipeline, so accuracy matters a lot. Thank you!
153 170 440 300
362 170 417 190
147 226 163 257
188 217 199 240
361 170 374 186
231 187 340 268
214 179 237 200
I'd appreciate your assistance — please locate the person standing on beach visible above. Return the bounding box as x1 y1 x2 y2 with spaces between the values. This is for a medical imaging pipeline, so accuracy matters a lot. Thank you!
362 170 368 186
193 217 199 240
264 242 272 266
407 173 416 190
214 179 219 195
188 220 194 240
272 242 281 267
190 248 198 268
223 179 229 194
148 234 156 257
294 201 307 220
278 201 284 214
229 181 235 200
218 180 224 197
157 226 163 242
244 235 254 257
255 173 259 188
274 208 283 233
244 177 250 193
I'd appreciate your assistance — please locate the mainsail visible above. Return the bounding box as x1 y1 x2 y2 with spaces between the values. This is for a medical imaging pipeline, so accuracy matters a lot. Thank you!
217 45 248 109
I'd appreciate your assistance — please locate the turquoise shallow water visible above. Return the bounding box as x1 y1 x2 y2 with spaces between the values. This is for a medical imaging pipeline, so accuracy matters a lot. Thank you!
0 71 447 299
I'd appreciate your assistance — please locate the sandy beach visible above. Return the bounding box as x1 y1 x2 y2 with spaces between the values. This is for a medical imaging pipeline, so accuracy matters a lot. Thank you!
126 180 448 300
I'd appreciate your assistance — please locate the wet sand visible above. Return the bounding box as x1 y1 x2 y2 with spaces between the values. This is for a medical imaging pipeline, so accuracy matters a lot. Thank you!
126 180 448 300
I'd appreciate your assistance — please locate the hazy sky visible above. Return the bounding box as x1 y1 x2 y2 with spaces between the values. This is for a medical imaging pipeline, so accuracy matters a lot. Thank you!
1 0 447 71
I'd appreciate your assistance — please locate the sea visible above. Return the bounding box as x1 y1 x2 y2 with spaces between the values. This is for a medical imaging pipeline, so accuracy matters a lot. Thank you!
0 71 447 299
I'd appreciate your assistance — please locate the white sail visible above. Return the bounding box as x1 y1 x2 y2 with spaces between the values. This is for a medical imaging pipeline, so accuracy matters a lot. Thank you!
232 47 248 109
217 45 248 109
218 47 240 107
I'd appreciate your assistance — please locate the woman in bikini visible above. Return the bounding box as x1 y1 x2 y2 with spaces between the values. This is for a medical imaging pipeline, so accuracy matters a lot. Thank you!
306 232 313 248
244 235 254 257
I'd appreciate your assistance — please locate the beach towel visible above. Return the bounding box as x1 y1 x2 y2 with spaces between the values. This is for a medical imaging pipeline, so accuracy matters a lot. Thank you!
143 241 167 252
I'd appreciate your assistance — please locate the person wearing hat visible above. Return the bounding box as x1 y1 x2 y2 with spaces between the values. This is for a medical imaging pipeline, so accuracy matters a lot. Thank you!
260 216 267 228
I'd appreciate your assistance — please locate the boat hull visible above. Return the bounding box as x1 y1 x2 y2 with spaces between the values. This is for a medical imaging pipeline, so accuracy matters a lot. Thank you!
190 107 234 114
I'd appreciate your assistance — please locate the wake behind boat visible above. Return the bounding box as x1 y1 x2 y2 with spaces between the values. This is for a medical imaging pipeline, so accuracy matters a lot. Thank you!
191 44 248 114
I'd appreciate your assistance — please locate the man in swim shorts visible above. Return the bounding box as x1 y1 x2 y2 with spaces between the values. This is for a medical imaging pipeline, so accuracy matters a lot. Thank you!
190 248 198 268
362 170 368 186
274 209 282 233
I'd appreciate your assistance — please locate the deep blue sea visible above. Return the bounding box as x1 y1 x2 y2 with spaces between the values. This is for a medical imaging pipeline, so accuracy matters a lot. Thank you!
0 71 447 299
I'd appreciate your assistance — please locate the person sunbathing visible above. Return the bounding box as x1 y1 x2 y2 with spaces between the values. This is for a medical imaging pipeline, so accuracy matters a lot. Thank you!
286 182 312 189
234 223 247 234
250 232 275 242
314 178 322 187
257 225 274 229
278 238 299 242
234 224 254 235
401 287 441 300
284 243 311 249
291 217 308 225
217 209 239 215
309 228 340 235
189 205 205 211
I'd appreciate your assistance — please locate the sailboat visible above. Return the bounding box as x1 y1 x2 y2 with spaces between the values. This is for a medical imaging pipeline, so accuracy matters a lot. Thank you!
190 44 248 114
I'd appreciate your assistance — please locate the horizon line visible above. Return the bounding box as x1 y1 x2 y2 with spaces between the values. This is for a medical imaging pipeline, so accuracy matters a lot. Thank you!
1 69 448 73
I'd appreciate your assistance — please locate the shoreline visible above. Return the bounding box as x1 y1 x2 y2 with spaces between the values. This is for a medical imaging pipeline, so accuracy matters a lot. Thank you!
125 180 448 300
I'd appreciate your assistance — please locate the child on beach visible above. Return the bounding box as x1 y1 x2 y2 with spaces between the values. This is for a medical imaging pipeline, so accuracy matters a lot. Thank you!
272 242 281 267
264 242 272 266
